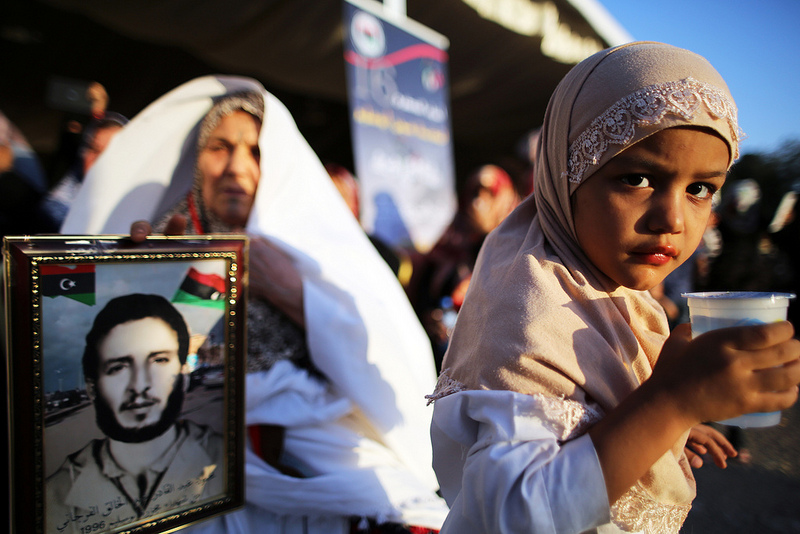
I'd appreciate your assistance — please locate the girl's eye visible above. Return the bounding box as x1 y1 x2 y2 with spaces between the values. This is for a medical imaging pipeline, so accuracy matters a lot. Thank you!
620 175 650 188
687 183 714 199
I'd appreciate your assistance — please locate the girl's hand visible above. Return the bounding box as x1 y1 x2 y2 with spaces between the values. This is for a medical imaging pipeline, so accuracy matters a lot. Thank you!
590 322 798 505
652 322 800 428
684 423 737 469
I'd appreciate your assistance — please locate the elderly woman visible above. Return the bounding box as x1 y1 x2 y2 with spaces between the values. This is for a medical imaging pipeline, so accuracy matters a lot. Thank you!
62 76 448 533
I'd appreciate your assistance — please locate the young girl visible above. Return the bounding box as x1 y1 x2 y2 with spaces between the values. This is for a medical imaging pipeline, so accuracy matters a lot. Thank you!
427 42 800 533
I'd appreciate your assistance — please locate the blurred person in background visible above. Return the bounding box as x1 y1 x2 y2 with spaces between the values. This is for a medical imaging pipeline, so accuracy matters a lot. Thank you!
706 178 767 292
39 112 128 232
325 162 411 284
0 110 49 237
406 164 520 371
45 80 110 186
768 189 799 331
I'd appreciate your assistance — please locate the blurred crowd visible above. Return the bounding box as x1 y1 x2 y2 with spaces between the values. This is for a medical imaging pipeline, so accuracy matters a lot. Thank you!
0 82 127 237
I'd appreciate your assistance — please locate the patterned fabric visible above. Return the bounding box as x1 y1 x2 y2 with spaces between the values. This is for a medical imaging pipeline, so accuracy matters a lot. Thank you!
567 76 739 185
612 484 691 533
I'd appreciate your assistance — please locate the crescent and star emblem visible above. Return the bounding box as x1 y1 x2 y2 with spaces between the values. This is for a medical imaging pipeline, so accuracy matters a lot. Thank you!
59 278 77 291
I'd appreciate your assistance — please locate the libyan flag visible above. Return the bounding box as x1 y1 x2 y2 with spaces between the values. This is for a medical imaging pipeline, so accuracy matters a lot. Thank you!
40 264 96 305
172 267 226 310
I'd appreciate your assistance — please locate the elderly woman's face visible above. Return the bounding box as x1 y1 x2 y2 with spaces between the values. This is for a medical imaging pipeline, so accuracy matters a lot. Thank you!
198 110 261 229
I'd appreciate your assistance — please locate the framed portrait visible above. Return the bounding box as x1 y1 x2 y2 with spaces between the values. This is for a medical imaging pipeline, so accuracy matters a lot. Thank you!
3 235 247 534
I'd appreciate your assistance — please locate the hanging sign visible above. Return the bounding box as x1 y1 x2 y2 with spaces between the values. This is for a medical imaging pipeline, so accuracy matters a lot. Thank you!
344 0 456 252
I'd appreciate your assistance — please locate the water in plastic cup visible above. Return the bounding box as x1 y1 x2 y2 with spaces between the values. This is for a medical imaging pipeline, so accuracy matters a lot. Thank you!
682 291 796 428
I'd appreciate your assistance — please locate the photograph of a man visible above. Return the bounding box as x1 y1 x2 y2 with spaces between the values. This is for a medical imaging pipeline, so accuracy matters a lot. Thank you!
46 293 225 534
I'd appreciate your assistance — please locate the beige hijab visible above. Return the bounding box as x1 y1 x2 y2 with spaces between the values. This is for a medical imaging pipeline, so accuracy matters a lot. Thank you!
434 42 740 531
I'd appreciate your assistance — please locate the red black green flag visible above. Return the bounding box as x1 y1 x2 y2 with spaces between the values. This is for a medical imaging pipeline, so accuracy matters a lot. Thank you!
172 267 226 310
40 264 96 305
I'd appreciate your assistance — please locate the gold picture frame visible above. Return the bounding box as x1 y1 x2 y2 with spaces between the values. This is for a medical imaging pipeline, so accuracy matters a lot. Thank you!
3 234 247 534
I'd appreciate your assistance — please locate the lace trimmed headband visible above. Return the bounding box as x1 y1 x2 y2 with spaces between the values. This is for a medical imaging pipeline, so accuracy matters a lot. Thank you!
565 77 741 185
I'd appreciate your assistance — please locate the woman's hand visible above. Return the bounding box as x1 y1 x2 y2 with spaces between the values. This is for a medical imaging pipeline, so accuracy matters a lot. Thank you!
130 214 187 243
247 234 305 327
684 423 737 469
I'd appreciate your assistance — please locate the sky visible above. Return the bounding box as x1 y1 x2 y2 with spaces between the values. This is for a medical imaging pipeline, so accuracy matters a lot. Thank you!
597 0 800 156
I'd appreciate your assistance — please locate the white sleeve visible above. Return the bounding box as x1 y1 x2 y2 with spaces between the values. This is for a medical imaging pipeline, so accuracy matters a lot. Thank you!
432 390 613 534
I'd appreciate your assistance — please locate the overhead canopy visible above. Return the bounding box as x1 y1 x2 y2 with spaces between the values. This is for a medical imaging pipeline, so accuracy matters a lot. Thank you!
1 0 630 182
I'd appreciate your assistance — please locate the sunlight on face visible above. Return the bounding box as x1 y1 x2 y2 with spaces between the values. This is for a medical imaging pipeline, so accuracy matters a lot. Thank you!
197 110 262 229
572 127 730 291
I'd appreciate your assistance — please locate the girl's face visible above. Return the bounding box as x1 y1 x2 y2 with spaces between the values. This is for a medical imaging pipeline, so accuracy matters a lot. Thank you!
572 127 729 291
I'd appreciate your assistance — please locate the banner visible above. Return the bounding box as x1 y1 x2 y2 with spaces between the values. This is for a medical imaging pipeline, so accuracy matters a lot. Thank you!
344 0 456 253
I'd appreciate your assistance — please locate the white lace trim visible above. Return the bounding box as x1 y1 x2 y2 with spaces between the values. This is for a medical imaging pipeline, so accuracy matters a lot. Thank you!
425 370 467 405
523 392 600 441
612 483 691 534
426 371 602 440
566 77 740 184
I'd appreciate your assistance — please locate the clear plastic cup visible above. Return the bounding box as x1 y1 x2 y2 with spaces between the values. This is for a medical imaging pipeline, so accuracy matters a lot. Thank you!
682 291 796 428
